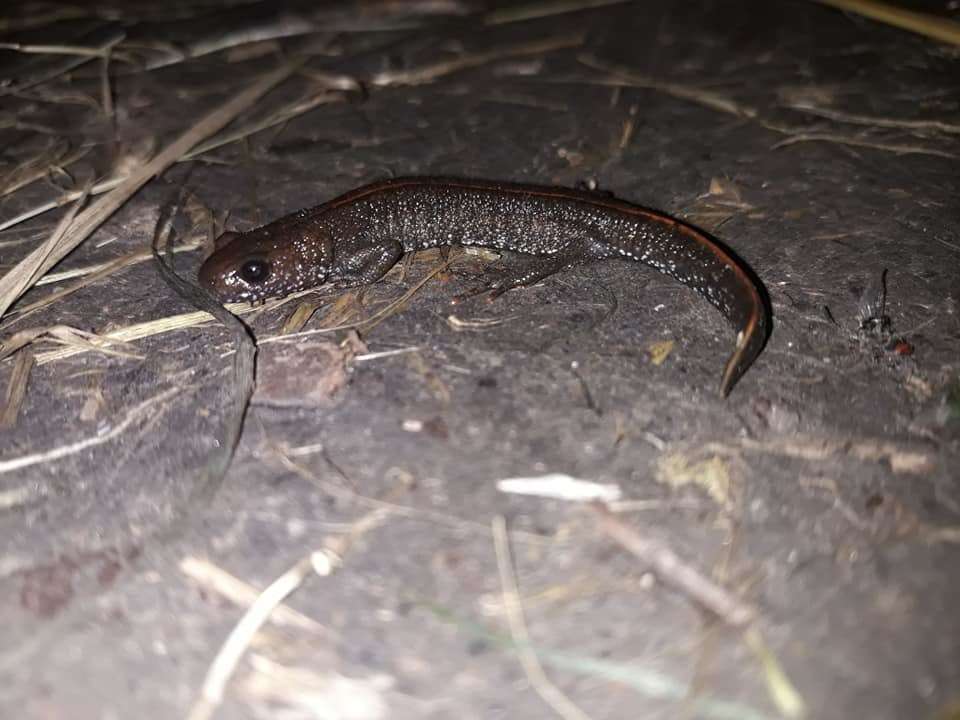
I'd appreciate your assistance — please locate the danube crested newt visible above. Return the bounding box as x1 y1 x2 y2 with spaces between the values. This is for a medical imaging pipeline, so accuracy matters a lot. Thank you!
198 177 769 396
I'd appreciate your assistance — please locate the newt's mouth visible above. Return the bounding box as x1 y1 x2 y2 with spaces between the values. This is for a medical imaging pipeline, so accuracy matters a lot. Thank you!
199 272 276 303
197 265 259 304
198 261 318 304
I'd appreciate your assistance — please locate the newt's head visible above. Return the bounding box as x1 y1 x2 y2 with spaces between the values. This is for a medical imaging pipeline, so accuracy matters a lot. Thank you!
198 212 333 303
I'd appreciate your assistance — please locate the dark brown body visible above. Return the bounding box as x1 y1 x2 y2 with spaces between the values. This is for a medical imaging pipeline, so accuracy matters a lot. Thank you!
199 177 769 395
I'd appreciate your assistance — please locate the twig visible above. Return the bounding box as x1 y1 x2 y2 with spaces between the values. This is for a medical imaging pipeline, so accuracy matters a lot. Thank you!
492 515 594 720
589 504 756 626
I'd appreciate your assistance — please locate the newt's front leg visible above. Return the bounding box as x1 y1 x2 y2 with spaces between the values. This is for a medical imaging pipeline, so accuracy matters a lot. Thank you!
328 239 404 288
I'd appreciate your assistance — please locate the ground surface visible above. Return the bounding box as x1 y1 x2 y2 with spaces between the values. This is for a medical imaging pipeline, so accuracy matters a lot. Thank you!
1 1 959 719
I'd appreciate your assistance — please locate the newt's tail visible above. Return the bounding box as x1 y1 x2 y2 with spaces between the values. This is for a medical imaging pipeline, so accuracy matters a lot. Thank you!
658 219 769 397
608 209 770 396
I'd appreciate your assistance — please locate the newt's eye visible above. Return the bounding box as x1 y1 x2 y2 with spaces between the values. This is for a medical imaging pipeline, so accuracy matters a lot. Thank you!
240 259 270 284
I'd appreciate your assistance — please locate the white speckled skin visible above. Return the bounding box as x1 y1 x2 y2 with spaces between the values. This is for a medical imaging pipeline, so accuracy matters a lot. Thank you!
198 177 768 395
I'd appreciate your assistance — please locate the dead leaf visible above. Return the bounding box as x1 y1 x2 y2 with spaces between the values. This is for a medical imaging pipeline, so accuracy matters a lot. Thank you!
648 339 675 366
656 452 731 506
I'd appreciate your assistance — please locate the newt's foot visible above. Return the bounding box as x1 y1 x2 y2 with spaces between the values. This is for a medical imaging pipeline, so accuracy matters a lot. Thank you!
450 280 509 305
450 248 586 305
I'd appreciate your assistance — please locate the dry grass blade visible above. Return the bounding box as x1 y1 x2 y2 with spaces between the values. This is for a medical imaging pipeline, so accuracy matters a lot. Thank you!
1 74 331 233
280 298 325 334
811 0 960 46
0 351 33 429
0 324 143 363
305 291 363 331
298 67 363 92
769 131 958 159
0 175 127 233
23 255 442 366
577 54 759 119
744 627 807 719
187 508 391 720
0 183 93 314
3 240 205 327
99 41 115 118
0 41 115 57
0 141 89 198
27 239 204 322
28 291 309 365
0 57 305 322
183 90 341 160
180 557 325 633
185 552 325 720
492 515 594 720
735 435 934 475
0 385 178 475
259 256 452 346
27 310 221 364
784 103 960 135
371 34 585 87
576 55 956 159
0 28 126 96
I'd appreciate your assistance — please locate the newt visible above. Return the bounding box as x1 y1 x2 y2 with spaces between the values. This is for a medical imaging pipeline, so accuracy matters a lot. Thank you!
198 177 768 395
